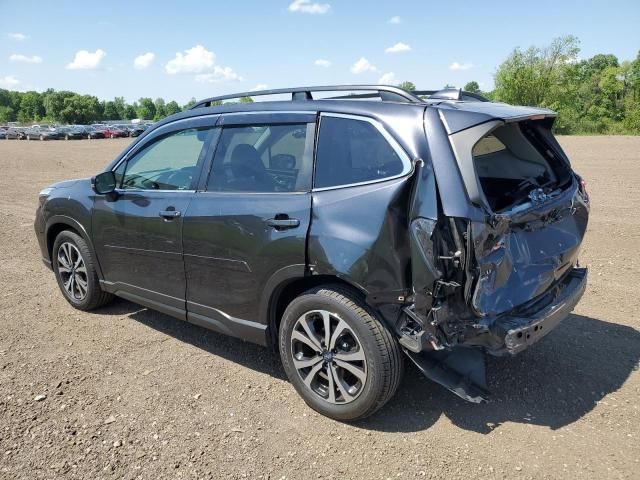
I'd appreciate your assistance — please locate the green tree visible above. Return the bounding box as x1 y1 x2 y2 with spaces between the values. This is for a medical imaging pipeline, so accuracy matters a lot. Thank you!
183 97 197 110
153 98 166 120
18 91 45 123
397 81 416 92
494 35 580 107
113 97 127 119
125 104 137 120
136 97 156 120
164 100 181 116
102 101 119 120
59 95 102 124
463 81 481 94
0 105 16 122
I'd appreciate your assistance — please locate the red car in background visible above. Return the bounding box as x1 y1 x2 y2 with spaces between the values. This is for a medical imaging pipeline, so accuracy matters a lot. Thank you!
95 125 128 138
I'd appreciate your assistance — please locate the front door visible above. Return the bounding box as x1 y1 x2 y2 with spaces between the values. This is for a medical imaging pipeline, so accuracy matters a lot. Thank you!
92 120 218 318
182 113 316 340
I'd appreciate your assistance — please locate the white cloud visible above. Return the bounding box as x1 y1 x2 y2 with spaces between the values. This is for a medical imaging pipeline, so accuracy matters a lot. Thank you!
385 42 411 54
252 84 268 91
166 45 215 74
0 75 20 88
9 54 42 64
66 49 106 70
351 57 376 74
388 16 401 24
314 59 331 67
7 33 28 41
449 62 473 71
378 72 397 84
133 52 155 70
288 0 330 14
195 66 243 83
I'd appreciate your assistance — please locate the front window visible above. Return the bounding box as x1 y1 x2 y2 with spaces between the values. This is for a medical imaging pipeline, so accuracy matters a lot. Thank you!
120 127 215 191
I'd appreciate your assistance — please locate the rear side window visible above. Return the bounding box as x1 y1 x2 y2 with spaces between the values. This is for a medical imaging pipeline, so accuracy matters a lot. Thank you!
206 123 314 193
314 115 409 189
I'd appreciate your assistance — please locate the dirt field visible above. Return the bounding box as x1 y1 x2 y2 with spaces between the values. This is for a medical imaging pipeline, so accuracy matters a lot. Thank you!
0 136 638 479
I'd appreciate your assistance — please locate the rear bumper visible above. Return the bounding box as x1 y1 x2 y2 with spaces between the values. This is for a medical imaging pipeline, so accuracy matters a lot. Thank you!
485 267 587 356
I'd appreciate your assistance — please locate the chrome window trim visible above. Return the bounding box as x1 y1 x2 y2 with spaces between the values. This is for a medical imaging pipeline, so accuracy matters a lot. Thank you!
312 112 414 192
114 189 196 194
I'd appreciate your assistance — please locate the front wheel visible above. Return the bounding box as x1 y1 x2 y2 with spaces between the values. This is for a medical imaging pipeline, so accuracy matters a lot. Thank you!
52 230 113 311
279 285 403 421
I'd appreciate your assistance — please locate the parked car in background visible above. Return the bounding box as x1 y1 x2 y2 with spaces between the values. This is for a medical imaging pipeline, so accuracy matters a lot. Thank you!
6 127 27 140
59 126 86 140
83 126 105 139
98 126 128 138
122 124 145 137
26 126 60 141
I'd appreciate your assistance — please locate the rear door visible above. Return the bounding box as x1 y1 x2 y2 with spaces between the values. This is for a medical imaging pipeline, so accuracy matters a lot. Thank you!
182 112 316 339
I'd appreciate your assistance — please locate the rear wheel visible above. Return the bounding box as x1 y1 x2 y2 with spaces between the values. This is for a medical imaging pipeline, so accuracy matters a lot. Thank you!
52 230 113 311
279 285 403 421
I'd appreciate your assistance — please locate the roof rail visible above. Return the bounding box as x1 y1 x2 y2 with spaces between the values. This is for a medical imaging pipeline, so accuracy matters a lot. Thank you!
412 88 489 102
190 85 423 109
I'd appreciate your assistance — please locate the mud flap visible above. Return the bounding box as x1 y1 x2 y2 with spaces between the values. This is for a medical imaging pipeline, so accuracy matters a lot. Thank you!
404 347 489 403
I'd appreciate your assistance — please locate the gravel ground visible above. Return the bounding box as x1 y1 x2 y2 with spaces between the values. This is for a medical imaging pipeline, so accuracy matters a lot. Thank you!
0 136 638 479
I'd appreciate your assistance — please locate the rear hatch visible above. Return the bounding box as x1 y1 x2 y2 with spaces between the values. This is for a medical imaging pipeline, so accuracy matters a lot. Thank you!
424 103 589 319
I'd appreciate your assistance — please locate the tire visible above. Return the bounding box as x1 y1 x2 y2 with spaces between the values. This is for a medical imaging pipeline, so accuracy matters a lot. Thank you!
279 285 403 421
52 230 113 311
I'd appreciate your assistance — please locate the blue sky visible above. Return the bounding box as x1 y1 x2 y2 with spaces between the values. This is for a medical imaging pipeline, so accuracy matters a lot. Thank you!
1 0 638 104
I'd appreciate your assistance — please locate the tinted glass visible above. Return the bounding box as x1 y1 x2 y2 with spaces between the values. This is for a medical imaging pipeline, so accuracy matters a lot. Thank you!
315 116 405 188
206 123 313 193
120 127 214 190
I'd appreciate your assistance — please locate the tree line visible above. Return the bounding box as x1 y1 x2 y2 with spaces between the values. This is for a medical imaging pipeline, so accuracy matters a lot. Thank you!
1 36 638 133
0 89 191 125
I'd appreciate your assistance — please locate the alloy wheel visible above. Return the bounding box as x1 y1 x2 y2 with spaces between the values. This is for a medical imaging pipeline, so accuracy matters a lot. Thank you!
290 309 367 404
57 242 88 301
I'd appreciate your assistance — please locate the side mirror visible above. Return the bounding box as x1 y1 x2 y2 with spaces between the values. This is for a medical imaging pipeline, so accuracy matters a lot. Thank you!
92 171 117 194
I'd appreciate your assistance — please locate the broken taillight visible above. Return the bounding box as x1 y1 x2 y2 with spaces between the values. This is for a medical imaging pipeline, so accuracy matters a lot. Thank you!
577 174 589 202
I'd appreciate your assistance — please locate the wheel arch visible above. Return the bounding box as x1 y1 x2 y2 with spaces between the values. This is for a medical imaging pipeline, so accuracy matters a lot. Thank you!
264 271 381 349
45 216 104 279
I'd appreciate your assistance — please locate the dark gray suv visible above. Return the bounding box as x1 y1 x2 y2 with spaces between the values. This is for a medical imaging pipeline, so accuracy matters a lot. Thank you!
34 85 589 420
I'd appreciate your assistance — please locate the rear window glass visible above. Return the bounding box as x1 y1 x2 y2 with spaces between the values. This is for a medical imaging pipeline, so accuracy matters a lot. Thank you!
314 116 407 188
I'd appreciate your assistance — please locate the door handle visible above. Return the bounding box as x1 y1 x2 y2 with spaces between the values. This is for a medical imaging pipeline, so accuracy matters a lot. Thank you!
267 217 300 230
159 210 181 219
